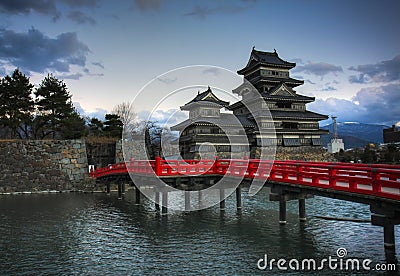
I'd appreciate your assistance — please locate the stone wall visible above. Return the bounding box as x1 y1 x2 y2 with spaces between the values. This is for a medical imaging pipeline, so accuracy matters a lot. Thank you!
0 140 94 193
86 140 117 168
275 146 335 162
115 139 124 163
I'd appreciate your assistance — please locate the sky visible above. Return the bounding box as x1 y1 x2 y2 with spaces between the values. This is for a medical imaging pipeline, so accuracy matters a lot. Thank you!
0 0 399 126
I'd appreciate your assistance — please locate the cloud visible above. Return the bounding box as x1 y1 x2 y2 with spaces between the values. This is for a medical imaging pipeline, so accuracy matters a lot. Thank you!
138 109 187 127
67 10 96 25
60 0 99 7
202 67 221 76
295 61 343 77
185 3 251 18
134 0 162 11
92 61 104 69
0 0 60 20
321 86 336 91
74 101 108 119
309 84 400 124
289 58 304 65
348 55 400 83
87 108 108 120
0 27 90 74
0 0 100 22
56 72 83 80
157 77 177 85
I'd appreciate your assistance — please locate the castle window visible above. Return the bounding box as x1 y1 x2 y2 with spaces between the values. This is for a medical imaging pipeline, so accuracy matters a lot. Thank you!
277 102 291 109
282 122 298 129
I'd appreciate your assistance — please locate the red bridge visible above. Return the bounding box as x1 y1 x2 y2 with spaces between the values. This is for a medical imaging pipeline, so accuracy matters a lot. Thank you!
91 157 400 201
91 158 400 261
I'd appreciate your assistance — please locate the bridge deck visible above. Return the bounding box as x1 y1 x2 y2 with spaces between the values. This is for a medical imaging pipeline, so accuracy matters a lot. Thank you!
90 158 400 203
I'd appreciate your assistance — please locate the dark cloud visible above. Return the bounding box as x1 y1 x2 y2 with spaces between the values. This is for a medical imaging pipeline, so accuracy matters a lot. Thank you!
0 28 90 74
202 67 221 76
67 10 96 25
0 0 60 20
157 77 177 85
305 80 316 85
321 86 336 92
309 84 400 124
134 0 162 11
92 61 104 69
295 62 343 77
348 55 400 83
60 0 99 7
56 72 83 80
0 0 100 22
87 72 104 77
185 3 251 18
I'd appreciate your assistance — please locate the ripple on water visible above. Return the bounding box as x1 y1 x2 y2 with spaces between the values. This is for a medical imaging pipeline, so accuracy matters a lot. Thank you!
0 189 398 274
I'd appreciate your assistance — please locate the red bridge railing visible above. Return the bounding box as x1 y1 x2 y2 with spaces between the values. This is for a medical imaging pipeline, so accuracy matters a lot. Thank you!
90 157 400 201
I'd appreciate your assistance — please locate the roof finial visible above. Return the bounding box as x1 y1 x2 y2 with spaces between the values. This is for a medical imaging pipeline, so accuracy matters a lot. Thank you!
274 48 277 53
197 90 200 95
208 85 211 91
252 46 255 50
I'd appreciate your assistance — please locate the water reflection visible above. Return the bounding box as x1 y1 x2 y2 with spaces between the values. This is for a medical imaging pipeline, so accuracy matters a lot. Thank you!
0 187 398 275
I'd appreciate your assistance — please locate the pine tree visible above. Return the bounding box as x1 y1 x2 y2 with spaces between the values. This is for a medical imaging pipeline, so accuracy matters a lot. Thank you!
102 114 123 138
34 74 75 139
0 69 34 138
60 111 87 139
88 117 104 136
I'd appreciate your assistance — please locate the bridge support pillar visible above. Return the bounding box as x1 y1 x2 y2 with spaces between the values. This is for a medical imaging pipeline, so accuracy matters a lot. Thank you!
135 187 141 205
198 190 203 209
185 191 191 211
155 191 160 211
121 183 126 194
162 191 168 214
384 224 395 250
220 189 225 211
279 200 287 224
371 204 400 263
117 183 123 199
299 198 306 222
236 186 242 210
106 182 110 195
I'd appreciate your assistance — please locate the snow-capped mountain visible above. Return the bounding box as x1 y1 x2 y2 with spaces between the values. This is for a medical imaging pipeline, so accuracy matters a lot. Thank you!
320 122 390 149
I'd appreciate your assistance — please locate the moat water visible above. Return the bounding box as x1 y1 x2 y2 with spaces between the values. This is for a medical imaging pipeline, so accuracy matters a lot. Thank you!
0 187 398 275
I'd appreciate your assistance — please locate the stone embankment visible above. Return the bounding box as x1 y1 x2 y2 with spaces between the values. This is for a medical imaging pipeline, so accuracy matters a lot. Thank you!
0 140 94 193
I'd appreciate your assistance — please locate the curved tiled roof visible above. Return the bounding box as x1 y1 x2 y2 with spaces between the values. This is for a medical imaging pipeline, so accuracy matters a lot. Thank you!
238 48 296 74
184 86 229 107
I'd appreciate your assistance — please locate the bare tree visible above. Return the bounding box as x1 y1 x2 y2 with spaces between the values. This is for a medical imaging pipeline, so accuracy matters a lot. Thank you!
112 101 137 132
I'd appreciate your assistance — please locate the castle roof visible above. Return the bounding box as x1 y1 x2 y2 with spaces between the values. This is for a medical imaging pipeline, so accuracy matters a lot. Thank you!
181 86 229 110
238 48 296 75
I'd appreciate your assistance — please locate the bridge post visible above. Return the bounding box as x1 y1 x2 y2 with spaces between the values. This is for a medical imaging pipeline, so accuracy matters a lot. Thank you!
220 189 225 211
383 224 395 251
185 191 190 211
121 183 125 194
135 187 140 204
299 198 306 222
279 199 287 224
155 191 160 211
162 191 168 214
106 182 110 195
155 156 162 176
117 182 122 199
236 186 242 210
198 190 203 209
